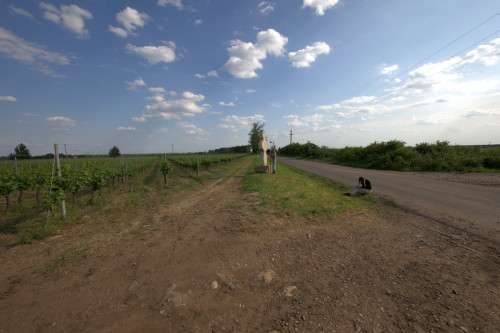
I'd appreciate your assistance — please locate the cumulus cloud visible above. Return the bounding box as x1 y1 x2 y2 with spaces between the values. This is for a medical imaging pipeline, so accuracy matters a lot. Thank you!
158 0 183 10
302 0 340 15
117 126 136 131
195 19 203 25
176 122 208 135
126 43 176 64
0 27 70 77
45 116 75 127
125 77 146 90
207 70 218 77
109 7 150 38
222 29 288 78
289 41 330 68
0 96 17 102
219 101 235 107
139 91 206 121
219 114 265 132
258 2 275 15
40 3 93 38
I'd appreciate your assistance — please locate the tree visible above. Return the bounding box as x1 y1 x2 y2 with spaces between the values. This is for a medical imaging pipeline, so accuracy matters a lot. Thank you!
9 143 31 160
109 146 121 157
248 122 264 154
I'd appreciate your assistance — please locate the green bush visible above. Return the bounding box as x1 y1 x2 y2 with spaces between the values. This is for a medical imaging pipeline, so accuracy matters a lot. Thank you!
278 140 500 172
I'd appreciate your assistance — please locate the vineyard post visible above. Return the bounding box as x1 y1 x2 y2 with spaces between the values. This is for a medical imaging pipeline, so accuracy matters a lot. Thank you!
14 157 17 174
54 144 67 219
74 156 78 171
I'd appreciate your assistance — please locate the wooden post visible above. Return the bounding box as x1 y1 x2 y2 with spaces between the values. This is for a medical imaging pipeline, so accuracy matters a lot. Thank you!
54 144 66 219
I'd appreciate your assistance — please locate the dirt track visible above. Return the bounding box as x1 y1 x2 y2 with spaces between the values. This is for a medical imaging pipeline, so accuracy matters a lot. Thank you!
0 158 499 332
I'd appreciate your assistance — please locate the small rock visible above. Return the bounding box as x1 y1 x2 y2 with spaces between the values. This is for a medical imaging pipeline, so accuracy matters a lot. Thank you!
128 280 139 292
217 273 235 290
254 269 276 284
284 286 297 297
211 281 218 289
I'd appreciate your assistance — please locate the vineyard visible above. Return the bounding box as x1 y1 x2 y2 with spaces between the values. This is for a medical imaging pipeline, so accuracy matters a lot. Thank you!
0 153 247 243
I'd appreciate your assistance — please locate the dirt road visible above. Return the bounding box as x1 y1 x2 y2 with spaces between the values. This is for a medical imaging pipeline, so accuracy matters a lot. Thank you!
279 157 500 242
0 157 499 332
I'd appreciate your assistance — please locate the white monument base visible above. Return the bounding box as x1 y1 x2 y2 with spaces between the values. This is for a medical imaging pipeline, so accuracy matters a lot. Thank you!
254 165 271 174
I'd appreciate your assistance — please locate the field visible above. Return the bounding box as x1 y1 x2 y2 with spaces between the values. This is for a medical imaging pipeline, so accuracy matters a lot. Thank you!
0 156 499 332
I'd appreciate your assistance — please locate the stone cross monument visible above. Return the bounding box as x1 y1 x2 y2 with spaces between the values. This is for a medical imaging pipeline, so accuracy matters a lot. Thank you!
254 133 271 173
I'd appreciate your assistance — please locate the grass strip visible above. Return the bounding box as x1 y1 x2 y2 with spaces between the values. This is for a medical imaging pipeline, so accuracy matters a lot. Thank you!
241 155 376 217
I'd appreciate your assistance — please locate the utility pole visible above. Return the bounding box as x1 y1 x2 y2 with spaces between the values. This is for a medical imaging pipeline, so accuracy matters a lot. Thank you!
289 130 293 145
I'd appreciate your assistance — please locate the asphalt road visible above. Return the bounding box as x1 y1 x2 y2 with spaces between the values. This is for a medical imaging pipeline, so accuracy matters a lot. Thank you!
278 157 500 241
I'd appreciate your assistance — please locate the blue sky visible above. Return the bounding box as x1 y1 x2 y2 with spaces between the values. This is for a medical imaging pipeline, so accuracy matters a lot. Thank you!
1 0 500 156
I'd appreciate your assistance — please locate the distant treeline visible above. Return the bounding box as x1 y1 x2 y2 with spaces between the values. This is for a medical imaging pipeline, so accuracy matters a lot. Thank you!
278 140 500 172
208 145 250 154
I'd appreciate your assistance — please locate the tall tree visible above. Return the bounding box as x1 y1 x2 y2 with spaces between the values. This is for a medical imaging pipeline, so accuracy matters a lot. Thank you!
9 143 31 160
109 145 121 157
248 122 264 154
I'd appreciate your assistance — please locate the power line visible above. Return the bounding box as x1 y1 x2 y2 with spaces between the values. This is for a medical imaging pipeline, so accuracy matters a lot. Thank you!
363 11 500 98
348 27 500 113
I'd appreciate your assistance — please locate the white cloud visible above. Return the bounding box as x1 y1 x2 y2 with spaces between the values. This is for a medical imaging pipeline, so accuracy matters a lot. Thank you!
219 114 265 132
176 122 208 135
222 29 288 78
141 91 206 120
0 27 70 77
108 26 127 38
461 108 500 118
109 7 150 38
157 128 169 133
194 73 205 78
289 41 330 68
207 70 218 77
219 101 235 107
149 87 165 93
125 77 146 90
258 2 275 15
380 64 398 75
302 0 340 16
0 96 17 102
158 0 183 10
182 91 205 102
195 19 203 25
126 43 176 64
246 89 256 93
9 6 35 20
342 96 376 104
117 126 137 131
316 95 376 110
45 116 75 127
284 115 308 127
132 116 147 122
40 3 93 38
23 113 40 117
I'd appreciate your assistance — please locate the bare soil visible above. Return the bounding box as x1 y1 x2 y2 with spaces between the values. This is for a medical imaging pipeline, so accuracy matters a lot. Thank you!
1 159 499 333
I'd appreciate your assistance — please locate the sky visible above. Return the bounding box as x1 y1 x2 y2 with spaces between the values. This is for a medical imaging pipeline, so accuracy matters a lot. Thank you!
1 0 500 156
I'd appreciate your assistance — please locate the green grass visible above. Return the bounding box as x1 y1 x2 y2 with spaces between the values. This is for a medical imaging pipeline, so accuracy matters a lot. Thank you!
242 155 376 217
